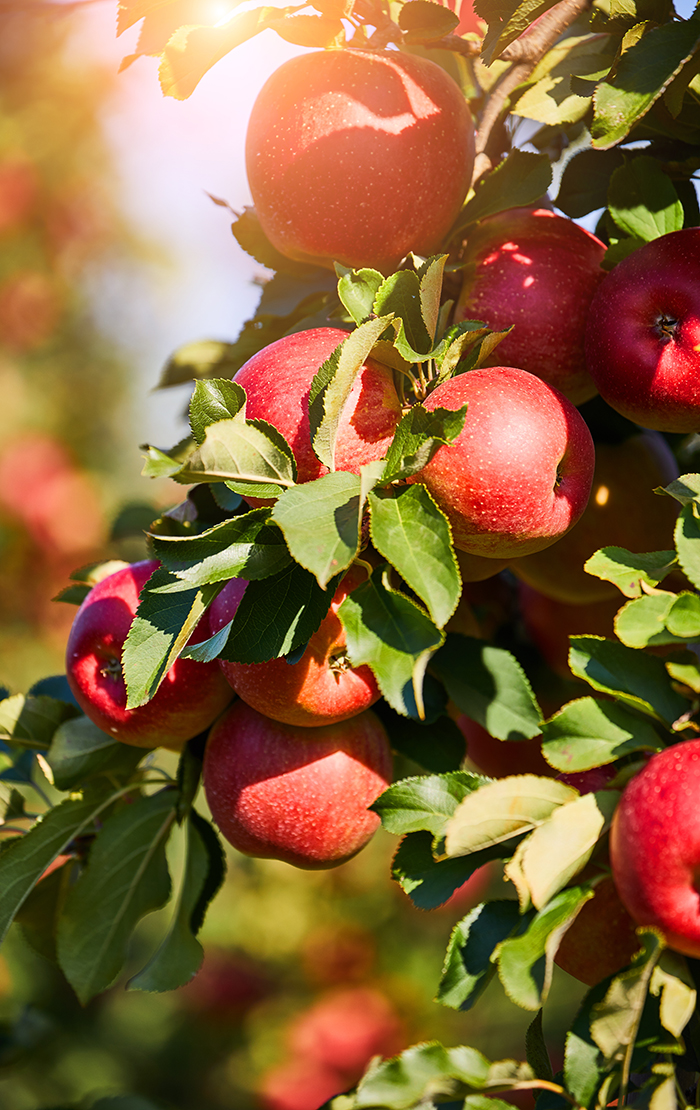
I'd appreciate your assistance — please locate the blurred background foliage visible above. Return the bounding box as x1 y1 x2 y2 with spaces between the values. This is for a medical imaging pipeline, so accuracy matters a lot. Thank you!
0 4 587 1108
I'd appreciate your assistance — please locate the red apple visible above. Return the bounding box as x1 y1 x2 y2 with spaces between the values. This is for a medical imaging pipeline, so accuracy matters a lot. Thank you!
457 715 554 778
259 1058 346 1110
203 700 392 869
407 366 595 558
209 565 380 728
584 229 700 432
0 158 38 234
554 875 639 985
288 987 405 1080
437 0 486 35
66 560 233 749
246 49 475 273
456 209 606 404
610 739 700 958
518 582 620 679
511 430 679 604
233 328 402 495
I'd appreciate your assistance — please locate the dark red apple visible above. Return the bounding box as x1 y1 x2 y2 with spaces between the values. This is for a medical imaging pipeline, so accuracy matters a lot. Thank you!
246 49 475 273
457 715 554 778
518 582 620 679
209 565 380 728
456 209 606 404
203 701 392 869
233 328 402 494
511 430 679 604
66 560 233 749
610 739 700 958
554 876 639 985
585 229 700 432
407 366 595 558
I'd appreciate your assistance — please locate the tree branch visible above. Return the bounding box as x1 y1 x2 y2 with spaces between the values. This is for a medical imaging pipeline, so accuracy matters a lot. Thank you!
472 0 592 182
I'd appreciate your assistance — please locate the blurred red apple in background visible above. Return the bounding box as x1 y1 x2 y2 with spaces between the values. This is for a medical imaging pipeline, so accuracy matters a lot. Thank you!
456 209 605 404
246 49 475 273
457 715 553 778
518 581 620 678
66 559 232 749
512 430 679 604
0 270 61 351
209 565 380 728
203 701 392 869
0 157 38 234
610 739 700 958
408 366 595 558
585 229 700 432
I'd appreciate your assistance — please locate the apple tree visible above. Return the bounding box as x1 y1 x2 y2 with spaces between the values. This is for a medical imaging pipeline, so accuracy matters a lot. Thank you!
2 0 700 1106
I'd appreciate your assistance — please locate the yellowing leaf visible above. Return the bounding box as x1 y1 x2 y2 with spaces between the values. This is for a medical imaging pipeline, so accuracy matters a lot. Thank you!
444 776 576 858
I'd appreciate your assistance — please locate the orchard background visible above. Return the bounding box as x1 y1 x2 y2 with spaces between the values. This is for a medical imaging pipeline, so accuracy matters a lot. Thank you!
1 0 700 1108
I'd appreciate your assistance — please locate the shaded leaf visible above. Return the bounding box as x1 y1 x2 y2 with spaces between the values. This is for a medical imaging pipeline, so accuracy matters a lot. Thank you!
149 510 289 586
568 636 687 725
432 634 543 742
272 471 362 588
372 699 467 773
614 592 685 648
57 790 176 1004
452 152 552 237
0 694 79 752
392 830 509 910
608 156 684 241
338 566 443 719
589 929 664 1060
556 148 625 218
47 716 143 792
373 271 431 361
157 339 244 389
584 546 677 598
176 416 297 499
382 405 467 483
437 900 522 1011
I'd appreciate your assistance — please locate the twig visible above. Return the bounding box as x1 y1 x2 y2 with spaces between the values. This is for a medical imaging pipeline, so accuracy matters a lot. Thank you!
472 0 592 182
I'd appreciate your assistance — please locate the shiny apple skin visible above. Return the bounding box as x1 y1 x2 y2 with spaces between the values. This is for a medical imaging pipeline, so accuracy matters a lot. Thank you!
203 701 393 870
610 740 700 958
246 49 475 274
65 560 233 749
407 366 595 558
512 430 679 604
585 229 700 432
209 566 380 728
233 328 402 495
456 209 605 405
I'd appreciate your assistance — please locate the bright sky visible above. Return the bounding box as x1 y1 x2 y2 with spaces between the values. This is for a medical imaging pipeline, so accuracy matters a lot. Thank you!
65 2 305 447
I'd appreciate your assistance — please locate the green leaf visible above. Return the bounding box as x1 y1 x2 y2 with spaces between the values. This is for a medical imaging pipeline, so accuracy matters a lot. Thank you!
0 693 80 752
666 592 700 639
398 0 459 42
615 592 685 648
392 830 508 910
437 900 523 1011
338 566 443 719
271 471 362 588
309 316 392 471
382 405 467 483
452 152 552 237
525 1010 554 1083
661 473 700 507
592 19 700 149
141 440 193 480
568 636 688 726
57 790 176 1004
496 885 594 1010
480 0 559 64
371 771 487 837
515 790 619 910
0 794 123 944
674 504 700 591
176 416 297 499
14 857 75 963
608 156 684 241
584 547 677 598
432 634 543 742
219 561 337 663
336 266 384 324
555 149 625 219
188 379 246 444
149 510 290 586
369 486 460 628
372 700 467 773
417 255 447 343
123 567 221 710
513 34 611 127
589 929 665 1060
373 271 432 361
650 950 697 1041
127 811 224 992
444 776 576 858
47 716 143 792
157 339 244 389
541 697 663 772
564 980 610 1107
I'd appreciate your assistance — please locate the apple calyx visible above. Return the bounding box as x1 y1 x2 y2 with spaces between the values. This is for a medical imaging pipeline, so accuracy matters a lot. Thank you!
98 656 122 681
653 313 680 343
